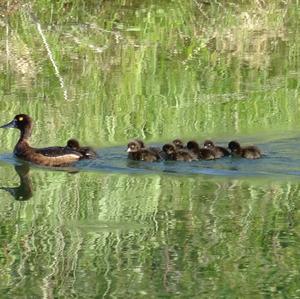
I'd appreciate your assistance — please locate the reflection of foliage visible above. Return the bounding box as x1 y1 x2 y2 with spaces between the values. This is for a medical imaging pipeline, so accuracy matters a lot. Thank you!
0 0 297 145
0 164 300 297
187 1 289 70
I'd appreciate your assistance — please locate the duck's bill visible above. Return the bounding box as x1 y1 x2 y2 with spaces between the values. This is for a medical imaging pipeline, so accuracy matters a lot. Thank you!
0 119 16 129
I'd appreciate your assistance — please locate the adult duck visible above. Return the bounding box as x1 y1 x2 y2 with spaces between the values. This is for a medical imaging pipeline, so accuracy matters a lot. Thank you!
1 114 85 167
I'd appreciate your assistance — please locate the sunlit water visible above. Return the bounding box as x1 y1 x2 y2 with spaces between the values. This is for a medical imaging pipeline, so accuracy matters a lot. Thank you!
0 136 300 297
1 1 300 298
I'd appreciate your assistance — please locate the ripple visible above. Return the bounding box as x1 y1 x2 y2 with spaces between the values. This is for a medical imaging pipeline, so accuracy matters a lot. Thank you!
1 138 300 178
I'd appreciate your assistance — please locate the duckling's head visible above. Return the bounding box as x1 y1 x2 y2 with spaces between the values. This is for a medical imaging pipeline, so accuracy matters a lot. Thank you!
203 140 215 149
67 139 80 150
1 114 32 131
127 140 141 153
228 140 241 153
162 143 176 155
186 140 200 151
134 139 145 148
172 139 184 149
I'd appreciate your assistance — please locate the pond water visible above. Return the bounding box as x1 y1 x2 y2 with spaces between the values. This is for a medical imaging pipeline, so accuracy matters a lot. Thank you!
1 1 300 298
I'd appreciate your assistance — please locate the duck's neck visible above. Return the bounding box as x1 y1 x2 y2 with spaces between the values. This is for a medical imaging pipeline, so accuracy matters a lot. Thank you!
18 125 32 142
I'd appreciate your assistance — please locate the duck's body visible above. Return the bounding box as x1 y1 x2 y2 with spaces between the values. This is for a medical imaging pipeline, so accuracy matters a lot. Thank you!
186 140 215 160
1 114 86 167
203 140 230 158
228 140 262 159
66 139 97 159
127 140 161 162
162 143 197 162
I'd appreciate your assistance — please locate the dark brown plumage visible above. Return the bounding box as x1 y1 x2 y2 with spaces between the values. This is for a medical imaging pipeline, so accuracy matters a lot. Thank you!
172 139 185 149
186 140 215 160
203 140 230 158
66 139 97 159
127 140 161 162
162 143 197 161
0 114 85 167
228 140 262 159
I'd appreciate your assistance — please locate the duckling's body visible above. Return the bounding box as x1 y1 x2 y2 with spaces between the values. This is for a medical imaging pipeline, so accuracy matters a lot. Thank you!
172 139 185 150
186 140 215 160
1 114 86 167
66 139 97 159
203 140 230 159
162 143 197 161
127 140 161 162
228 140 262 159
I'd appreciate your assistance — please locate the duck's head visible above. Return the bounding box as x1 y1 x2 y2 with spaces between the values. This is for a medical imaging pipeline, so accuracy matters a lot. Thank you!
127 140 141 153
228 140 241 153
67 139 80 150
203 140 214 149
186 140 200 151
162 143 176 155
172 139 184 149
134 139 145 148
1 114 32 131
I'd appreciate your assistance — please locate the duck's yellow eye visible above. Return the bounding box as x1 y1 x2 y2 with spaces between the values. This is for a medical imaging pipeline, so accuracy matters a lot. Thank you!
18 116 23 121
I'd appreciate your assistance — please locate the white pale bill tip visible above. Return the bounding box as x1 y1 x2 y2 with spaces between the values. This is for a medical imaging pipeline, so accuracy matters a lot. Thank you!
127 148 131 152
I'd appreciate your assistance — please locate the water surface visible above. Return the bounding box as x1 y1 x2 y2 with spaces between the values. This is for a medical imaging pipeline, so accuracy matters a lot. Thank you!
1 1 300 298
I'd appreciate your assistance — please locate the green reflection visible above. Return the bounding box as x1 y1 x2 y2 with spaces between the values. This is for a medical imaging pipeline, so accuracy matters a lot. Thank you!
0 164 300 297
0 1 300 298
0 1 299 147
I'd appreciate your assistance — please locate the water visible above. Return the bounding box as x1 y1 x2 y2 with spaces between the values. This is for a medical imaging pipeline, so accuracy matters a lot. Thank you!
1 1 300 298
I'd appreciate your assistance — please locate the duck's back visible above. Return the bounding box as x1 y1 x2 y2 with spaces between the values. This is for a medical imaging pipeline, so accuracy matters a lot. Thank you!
213 146 230 158
242 146 261 159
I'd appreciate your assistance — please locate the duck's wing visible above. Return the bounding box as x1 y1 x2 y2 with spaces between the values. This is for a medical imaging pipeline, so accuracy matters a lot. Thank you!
35 146 83 158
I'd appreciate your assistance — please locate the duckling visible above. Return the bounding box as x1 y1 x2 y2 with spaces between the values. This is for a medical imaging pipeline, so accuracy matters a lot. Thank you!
129 138 166 160
0 114 85 167
203 140 230 158
172 139 185 149
186 140 215 160
228 140 262 159
162 143 197 161
127 140 161 162
66 139 97 159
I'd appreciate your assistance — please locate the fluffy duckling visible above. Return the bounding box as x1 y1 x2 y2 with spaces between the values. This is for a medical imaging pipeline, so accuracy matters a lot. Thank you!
127 140 161 162
203 140 230 158
172 139 185 149
228 140 262 159
186 140 215 160
162 143 197 161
